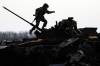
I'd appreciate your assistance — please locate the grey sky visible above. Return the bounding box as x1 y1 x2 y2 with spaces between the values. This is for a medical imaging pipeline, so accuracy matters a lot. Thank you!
0 0 100 32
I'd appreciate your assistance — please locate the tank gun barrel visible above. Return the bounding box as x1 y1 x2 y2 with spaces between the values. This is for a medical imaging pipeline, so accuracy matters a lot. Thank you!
3 6 42 31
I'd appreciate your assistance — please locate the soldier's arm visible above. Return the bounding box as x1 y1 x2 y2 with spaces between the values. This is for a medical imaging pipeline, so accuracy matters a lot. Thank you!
73 21 77 30
73 21 81 34
46 10 55 14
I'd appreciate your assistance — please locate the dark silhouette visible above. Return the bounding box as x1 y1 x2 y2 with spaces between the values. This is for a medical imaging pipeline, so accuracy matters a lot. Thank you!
61 17 80 35
30 3 55 34
67 17 77 30
67 17 79 34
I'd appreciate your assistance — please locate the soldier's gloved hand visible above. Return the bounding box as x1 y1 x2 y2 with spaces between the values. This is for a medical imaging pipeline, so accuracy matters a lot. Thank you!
52 11 55 13
33 14 35 16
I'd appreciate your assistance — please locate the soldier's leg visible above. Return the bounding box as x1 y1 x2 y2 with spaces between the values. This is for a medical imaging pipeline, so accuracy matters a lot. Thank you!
42 18 47 29
29 20 40 34
29 27 35 34
36 20 40 28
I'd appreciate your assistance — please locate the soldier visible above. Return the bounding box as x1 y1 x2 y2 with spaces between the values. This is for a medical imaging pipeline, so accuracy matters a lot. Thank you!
67 17 80 34
59 17 80 37
65 17 79 35
66 17 77 30
30 3 55 34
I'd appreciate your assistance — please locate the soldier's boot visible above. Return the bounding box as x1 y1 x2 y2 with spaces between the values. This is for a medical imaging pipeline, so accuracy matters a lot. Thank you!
29 27 35 34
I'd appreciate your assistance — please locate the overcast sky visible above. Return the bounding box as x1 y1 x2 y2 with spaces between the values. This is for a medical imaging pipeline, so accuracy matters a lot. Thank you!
0 0 100 32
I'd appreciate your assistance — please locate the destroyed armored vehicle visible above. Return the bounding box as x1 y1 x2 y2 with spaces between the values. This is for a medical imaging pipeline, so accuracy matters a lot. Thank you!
0 7 100 66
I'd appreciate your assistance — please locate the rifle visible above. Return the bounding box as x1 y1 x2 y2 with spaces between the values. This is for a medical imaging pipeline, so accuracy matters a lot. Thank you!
3 6 42 31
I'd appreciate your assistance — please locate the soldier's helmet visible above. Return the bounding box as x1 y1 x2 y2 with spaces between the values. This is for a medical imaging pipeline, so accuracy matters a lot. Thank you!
43 3 49 8
68 17 74 20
